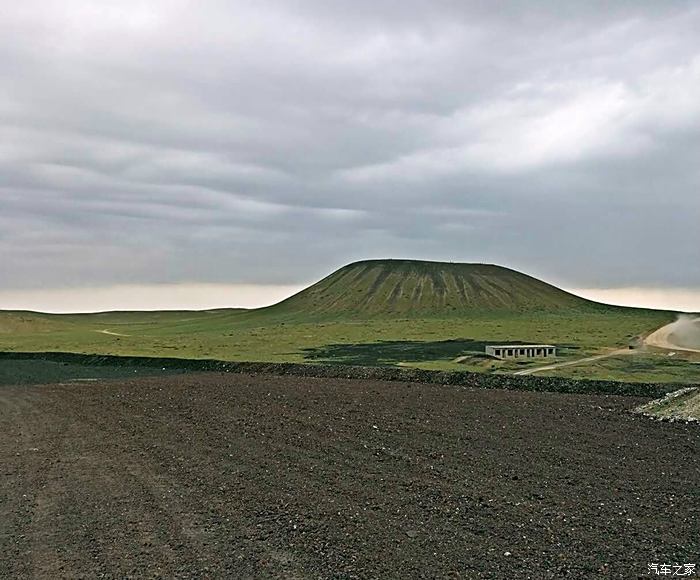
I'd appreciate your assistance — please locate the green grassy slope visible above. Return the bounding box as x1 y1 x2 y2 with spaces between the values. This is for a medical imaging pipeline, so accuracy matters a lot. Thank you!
0 260 685 382
260 259 604 320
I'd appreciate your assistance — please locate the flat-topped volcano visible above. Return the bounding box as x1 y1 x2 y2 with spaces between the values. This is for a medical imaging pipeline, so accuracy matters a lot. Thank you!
262 259 605 319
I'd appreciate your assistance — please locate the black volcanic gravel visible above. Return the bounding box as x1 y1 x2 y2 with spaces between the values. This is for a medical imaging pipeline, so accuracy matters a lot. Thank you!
1 373 698 579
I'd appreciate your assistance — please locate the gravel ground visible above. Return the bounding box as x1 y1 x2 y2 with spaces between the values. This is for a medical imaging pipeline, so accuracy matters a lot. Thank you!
635 387 700 423
1 373 698 579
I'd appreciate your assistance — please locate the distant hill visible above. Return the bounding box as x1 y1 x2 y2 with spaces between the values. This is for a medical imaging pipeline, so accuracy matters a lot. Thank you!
0 311 64 334
0 259 678 382
261 259 608 319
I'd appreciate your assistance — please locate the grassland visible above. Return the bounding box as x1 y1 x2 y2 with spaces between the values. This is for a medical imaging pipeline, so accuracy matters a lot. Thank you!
1 260 694 383
532 349 700 384
0 308 680 379
262 259 598 318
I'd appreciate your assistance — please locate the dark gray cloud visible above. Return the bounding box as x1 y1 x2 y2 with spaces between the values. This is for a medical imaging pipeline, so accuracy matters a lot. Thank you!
1 0 699 291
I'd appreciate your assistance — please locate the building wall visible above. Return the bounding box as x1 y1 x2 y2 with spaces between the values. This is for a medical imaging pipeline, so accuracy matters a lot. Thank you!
486 346 556 359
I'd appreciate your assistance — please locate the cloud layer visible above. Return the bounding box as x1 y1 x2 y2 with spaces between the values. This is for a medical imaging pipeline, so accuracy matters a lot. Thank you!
2 1 699 292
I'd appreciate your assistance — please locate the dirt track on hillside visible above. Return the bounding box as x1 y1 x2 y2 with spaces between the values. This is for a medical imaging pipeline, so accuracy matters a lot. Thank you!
646 318 700 353
95 329 131 337
1 373 699 579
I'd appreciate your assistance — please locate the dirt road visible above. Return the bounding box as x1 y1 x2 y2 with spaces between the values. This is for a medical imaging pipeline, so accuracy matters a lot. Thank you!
645 318 700 353
519 316 700 376
95 329 131 337
513 349 632 376
1 373 698 578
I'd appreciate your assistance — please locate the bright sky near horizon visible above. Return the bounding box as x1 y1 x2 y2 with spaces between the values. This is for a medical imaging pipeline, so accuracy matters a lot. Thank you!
1 284 699 315
1 1 699 309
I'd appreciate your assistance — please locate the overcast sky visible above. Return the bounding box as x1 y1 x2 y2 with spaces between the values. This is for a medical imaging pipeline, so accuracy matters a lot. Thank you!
1 1 699 311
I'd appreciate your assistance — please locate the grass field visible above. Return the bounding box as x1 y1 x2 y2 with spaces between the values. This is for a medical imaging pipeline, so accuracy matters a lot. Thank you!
0 308 683 379
1 260 694 383
533 349 700 384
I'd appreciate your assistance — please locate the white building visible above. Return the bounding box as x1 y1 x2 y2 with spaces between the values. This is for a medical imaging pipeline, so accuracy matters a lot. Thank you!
485 344 556 359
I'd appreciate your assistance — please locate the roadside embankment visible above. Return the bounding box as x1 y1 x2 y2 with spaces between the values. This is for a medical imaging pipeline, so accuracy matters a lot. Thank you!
0 351 689 398
634 387 700 423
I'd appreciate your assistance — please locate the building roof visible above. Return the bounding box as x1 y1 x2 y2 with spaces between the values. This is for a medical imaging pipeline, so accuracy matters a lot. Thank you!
487 344 556 349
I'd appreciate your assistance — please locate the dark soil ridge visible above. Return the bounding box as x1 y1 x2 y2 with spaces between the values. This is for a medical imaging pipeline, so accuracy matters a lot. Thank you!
0 351 690 397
